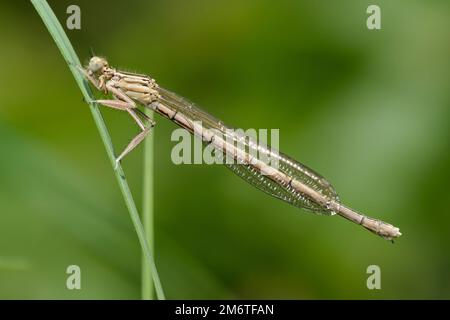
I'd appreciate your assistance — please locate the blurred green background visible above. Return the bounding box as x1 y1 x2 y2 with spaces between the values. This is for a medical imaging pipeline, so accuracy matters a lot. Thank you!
0 0 449 299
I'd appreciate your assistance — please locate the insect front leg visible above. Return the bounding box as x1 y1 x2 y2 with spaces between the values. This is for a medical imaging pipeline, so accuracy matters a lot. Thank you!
94 83 136 110
77 65 101 90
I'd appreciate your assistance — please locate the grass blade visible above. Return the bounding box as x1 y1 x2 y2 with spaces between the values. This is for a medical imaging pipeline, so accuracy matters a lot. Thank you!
30 0 165 299
142 110 155 299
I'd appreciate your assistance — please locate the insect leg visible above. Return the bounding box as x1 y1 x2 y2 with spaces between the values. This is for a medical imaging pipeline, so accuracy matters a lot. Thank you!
77 65 101 90
90 84 155 167
114 109 155 169
94 84 136 110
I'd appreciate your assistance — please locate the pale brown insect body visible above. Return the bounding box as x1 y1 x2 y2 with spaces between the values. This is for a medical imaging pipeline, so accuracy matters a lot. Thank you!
80 56 402 241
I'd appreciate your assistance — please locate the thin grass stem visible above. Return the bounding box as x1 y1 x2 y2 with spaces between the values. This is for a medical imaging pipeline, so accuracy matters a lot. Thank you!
30 0 165 300
142 110 155 300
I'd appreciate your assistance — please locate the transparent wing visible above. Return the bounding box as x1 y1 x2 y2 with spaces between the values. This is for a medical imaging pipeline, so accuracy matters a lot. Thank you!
157 87 339 214
224 162 327 213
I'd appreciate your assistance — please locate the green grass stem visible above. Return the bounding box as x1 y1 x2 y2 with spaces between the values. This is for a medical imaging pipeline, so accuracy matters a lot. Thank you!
142 110 155 300
30 0 165 300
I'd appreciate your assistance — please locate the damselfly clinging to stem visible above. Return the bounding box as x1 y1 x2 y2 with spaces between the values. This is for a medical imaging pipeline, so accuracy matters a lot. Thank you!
79 56 401 241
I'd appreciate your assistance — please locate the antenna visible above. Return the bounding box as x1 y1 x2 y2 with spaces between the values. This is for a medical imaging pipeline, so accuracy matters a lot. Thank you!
89 46 96 58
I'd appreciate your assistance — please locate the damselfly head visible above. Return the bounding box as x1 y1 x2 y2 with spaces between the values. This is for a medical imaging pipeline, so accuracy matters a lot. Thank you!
87 56 109 75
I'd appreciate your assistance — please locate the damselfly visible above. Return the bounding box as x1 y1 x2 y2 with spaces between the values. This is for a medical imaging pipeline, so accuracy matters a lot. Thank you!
79 56 401 241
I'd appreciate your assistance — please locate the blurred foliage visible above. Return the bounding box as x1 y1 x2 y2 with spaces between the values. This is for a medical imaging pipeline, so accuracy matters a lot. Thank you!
0 0 449 299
